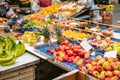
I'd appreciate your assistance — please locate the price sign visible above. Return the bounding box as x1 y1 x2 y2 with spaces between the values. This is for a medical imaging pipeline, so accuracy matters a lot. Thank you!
104 50 117 58
112 32 120 39
80 40 92 51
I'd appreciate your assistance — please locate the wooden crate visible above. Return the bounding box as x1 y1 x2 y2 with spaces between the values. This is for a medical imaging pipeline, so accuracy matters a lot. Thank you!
53 70 86 80
0 66 35 80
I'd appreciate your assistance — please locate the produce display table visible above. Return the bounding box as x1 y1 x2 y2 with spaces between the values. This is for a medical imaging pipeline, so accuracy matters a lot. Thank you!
0 52 40 80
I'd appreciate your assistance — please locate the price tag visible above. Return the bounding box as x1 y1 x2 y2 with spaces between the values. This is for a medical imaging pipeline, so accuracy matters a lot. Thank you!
80 40 92 51
91 52 95 56
104 50 117 58
112 32 120 39
90 28 98 32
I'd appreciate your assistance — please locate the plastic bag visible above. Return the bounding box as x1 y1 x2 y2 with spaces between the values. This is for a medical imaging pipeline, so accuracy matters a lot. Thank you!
39 0 52 7
6 7 14 17
31 0 40 12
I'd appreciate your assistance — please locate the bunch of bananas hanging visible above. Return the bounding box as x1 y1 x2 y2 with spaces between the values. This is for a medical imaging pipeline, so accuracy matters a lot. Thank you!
0 37 25 66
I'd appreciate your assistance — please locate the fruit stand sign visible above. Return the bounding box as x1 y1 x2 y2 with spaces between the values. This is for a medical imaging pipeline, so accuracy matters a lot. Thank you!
112 32 120 39
80 40 92 51
104 50 117 58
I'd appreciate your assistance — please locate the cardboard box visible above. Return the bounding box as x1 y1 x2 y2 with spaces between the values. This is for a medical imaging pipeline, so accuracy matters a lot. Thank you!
53 70 86 80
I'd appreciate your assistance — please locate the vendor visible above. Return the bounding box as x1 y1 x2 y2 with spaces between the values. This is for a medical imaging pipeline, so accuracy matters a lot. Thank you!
0 0 14 18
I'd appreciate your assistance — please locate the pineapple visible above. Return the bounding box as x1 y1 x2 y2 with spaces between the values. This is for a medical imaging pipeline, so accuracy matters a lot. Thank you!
54 25 64 44
42 26 50 43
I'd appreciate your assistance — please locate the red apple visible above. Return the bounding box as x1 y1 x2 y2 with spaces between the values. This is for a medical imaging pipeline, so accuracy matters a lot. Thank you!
63 55 69 62
61 40 69 45
113 70 120 76
104 57 108 61
105 78 111 80
55 47 60 51
67 50 74 56
85 59 91 64
105 71 113 78
46 48 51 52
50 50 55 54
95 65 102 72
111 76 119 80
104 65 112 71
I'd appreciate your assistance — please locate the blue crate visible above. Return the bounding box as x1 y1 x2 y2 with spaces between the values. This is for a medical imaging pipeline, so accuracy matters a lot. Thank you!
89 52 104 60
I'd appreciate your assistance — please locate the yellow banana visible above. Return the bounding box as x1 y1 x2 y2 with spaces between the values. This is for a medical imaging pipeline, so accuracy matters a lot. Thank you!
0 55 14 63
0 56 16 66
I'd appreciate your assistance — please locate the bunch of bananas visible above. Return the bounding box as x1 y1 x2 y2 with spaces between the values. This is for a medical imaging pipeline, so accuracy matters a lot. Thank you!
22 31 40 46
0 37 25 66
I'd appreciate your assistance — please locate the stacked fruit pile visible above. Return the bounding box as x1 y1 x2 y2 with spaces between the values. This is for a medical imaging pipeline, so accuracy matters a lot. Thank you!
0 37 25 66
88 36 114 50
86 56 120 80
46 40 90 63
63 29 90 40
107 42 120 58
22 31 40 46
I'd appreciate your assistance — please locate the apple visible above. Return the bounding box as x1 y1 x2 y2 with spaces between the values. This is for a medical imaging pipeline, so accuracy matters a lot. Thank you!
108 57 114 63
55 47 60 51
105 71 113 78
92 58 98 62
100 71 105 75
92 71 99 78
113 70 120 76
97 74 105 80
102 61 110 68
76 59 83 67
68 58 73 63
67 50 74 56
111 76 119 80
86 63 92 69
105 78 111 80
97 58 105 65
91 61 97 66
95 65 102 72
64 46 70 51
50 50 55 54
78 66 87 72
85 59 91 64
46 48 51 52
78 52 84 58
59 52 65 58
104 65 112 71
57 57 63 62
73 48 79 54
104 57 108 61
112 64 119 70
84 52 90 59
61 40 69 45
96 55 103 61
63 55 69 62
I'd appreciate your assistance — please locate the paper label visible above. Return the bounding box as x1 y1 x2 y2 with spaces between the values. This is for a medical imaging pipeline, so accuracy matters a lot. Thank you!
91 52 95 56
112 32 120 39
104 50 117 58
80 40 92 51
